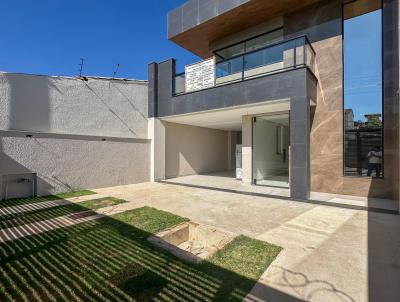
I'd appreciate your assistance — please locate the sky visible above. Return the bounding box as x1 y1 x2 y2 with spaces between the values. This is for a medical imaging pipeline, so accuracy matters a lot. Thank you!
0 0 199 80
344 9 382 122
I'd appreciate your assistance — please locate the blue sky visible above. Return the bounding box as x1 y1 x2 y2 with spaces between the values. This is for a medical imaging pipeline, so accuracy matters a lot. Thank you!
344 9 382 122
0 0 199 80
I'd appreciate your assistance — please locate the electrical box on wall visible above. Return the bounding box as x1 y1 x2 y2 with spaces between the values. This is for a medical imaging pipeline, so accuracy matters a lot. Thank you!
1 173 37 200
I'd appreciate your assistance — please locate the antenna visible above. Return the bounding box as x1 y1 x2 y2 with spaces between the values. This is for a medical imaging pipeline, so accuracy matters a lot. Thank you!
78 58 84 77
112 63 120 80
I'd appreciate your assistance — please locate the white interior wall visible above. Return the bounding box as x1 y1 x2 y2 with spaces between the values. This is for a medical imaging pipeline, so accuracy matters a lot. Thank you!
164 122 229 178
253 119 289 180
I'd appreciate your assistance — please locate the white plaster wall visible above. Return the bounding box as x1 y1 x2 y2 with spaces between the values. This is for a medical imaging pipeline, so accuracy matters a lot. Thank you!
0 136 150 196
164 122 229 178
242 116 252 183
0 73 148 138
0 73 150 197
148 118 166 181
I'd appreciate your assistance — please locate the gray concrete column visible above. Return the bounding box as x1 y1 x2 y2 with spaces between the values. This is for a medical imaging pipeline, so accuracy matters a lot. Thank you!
148 63 158 118
157 59 175 116
290 96 310 199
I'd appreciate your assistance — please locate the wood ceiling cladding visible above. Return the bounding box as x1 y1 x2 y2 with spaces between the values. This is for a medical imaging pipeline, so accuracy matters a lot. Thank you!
169 0 322 58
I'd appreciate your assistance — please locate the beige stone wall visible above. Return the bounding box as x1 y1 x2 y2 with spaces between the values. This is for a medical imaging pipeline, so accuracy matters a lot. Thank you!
285 0 395 199
164 122 229 178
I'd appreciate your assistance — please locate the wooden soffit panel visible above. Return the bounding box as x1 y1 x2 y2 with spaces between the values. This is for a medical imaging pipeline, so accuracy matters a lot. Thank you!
169 0 322 58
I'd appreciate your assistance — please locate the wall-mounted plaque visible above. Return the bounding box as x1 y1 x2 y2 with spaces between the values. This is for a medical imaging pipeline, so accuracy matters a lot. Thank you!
185 58 215 92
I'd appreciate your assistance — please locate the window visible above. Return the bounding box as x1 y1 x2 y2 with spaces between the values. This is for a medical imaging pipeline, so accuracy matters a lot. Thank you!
214 28 283 60
343 0 383 178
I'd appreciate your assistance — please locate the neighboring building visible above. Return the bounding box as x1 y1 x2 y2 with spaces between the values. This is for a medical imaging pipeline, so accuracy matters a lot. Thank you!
0 73 150 199
148 0 400 201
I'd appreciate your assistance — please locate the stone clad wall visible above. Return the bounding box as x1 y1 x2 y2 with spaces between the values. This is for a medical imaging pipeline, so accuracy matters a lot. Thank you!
284 0 397 199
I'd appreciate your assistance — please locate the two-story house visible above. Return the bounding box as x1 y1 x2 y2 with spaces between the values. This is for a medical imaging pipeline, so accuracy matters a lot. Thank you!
148 0 399 203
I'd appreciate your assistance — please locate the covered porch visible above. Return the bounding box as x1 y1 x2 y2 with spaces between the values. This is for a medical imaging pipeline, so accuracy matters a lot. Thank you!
161 171 398 212
156 98 303 196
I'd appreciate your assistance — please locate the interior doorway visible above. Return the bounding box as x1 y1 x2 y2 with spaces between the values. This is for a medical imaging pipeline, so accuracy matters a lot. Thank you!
252 112 290 188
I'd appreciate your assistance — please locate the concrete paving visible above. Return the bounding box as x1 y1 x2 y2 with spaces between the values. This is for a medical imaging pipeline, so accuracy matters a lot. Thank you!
164 172 398 212
94 181 400 302
0 181 398 301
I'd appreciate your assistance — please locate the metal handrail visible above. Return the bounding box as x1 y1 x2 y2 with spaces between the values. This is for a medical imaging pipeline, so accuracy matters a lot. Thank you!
215 35 314 66
173 34 316 95
174 35 314 77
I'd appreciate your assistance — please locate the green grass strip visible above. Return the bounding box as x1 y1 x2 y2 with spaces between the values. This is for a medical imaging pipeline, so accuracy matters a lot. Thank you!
0 198 128 230
111 206 190 234
0 190 96 209
0 207 281 302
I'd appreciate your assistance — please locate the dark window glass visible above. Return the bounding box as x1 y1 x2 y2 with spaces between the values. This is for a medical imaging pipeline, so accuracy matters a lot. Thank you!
343 1 383 177
244 44 285 71
214 28 283 60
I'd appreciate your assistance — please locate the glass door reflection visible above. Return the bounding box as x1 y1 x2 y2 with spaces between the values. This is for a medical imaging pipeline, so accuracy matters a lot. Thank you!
252 113 290 188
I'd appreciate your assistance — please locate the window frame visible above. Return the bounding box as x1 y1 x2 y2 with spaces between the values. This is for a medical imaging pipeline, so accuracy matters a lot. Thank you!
213 27 284 60
342 0 384 178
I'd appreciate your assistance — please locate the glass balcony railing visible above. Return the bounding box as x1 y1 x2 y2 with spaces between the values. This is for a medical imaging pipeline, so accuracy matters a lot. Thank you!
173 35 315 95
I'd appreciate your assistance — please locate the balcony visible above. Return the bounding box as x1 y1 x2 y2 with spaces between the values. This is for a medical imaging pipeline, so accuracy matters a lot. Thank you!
173 36 316 96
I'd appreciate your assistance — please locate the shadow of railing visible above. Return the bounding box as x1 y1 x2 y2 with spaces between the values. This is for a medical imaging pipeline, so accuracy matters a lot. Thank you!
0 204 302 302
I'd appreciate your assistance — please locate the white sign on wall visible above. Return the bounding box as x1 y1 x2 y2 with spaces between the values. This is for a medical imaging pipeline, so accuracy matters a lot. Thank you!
185 57 215 93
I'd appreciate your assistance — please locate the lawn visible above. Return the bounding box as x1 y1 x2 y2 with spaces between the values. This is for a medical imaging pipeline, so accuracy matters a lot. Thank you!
0 190 96 208
0 205 282 301
0 197 128 230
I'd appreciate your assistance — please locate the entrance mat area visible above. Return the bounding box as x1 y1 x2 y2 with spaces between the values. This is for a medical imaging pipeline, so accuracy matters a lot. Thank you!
0 206 282 302
0 197 128 230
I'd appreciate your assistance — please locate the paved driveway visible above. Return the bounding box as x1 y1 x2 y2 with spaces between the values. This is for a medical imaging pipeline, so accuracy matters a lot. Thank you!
95 182 400 302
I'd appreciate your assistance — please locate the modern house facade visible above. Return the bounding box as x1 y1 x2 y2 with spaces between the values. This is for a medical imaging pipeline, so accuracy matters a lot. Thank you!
148 0 400 202
0 0 399 211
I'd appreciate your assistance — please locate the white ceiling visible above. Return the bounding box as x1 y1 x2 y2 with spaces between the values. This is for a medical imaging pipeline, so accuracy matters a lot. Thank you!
161 99 290 131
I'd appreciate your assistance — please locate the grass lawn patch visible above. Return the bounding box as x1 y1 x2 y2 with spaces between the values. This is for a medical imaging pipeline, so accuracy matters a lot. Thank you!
0 190 96 208
0 198 128 230
112 206 190 234
0 207 281 302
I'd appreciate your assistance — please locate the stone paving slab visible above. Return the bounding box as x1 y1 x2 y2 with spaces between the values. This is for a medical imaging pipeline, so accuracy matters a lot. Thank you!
0 194 106 217
94 182 400 302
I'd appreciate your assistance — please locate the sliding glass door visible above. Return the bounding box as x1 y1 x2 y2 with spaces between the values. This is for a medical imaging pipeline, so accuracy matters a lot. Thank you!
252 113 290 188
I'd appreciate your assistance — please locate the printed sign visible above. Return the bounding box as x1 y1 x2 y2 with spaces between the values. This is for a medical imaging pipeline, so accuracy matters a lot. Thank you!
185 58 215 92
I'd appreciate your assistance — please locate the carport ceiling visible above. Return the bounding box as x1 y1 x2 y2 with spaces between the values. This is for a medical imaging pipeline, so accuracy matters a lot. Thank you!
161 99 290 131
